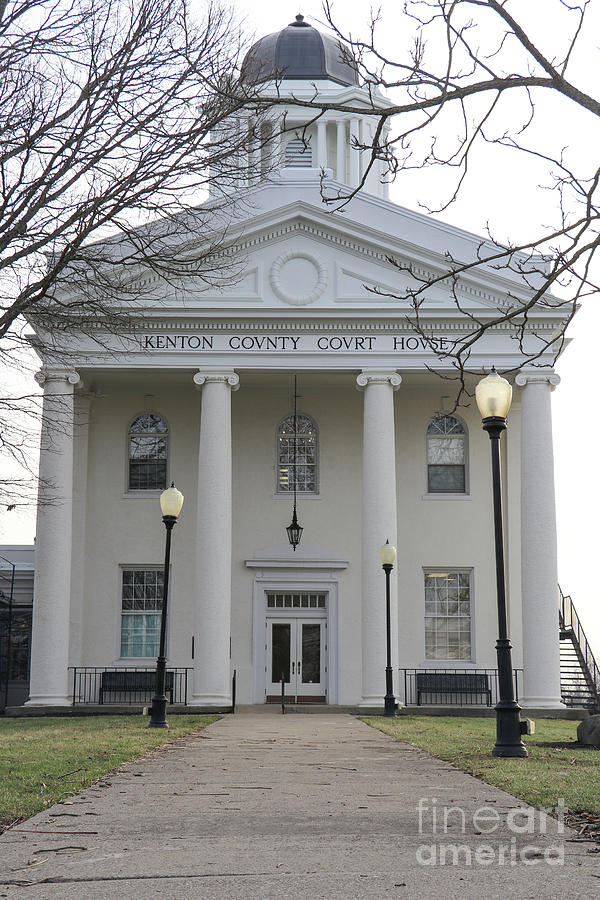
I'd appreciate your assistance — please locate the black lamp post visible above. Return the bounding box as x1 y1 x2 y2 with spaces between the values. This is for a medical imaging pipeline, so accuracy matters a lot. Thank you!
379 539 397 717
286 375 303 551
149 482 184 729
476 370 527 758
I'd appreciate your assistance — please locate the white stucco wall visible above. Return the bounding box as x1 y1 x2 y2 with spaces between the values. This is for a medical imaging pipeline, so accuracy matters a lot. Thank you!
73 371 524 705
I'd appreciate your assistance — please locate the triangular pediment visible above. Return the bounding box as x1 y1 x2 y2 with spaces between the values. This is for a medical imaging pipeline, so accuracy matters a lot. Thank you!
166 194 560 319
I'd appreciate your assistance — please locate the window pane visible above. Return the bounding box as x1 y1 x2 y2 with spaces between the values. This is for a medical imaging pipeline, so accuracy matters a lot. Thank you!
272 623 291 682
130 436 167 460
277 415 318 493
426 415 466 494
427 436 464 465
428 465 465 493
129 416 168 490
301 624 320 683
121 570 164 657
130 414 168 434
424 571 471 661
427 415 464 435
120 613 161 658
129 459 167 490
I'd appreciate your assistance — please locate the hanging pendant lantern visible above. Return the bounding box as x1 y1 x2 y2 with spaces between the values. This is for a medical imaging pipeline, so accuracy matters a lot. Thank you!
286 504 303 550
285 375 303 550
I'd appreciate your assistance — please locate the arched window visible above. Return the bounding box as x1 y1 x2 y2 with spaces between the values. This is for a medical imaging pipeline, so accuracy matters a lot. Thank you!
426 415 467 493
277 414 318 493
128 413 168 491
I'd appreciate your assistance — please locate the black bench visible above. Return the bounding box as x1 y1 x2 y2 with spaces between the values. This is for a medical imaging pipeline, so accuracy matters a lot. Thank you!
416 672 492 706
99 670 174 704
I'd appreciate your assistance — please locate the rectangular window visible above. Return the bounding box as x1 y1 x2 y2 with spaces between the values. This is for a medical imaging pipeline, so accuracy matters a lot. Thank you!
424 571 471 660
120 569 163 658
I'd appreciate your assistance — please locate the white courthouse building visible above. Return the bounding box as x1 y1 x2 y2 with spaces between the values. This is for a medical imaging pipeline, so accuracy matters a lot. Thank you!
24 17 567 712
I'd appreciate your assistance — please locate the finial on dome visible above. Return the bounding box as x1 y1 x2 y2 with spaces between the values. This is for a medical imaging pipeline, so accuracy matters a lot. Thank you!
291 13 309 27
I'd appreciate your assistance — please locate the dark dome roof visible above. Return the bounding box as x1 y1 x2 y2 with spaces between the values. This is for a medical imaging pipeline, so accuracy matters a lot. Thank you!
241 14 359 87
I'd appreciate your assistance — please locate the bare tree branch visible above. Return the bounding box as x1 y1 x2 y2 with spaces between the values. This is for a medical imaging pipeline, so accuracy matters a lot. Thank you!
214 0 600 401
0 0 271 502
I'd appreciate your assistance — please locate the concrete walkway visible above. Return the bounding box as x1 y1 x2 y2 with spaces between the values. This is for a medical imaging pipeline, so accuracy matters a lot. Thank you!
0 710 598 898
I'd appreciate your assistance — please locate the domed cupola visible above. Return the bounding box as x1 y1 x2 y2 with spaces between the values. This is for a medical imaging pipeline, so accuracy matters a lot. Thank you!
241 14 359 87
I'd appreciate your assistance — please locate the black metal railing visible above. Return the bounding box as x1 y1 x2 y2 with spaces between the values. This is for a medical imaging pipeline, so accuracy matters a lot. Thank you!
400 668 522 707
69 667 192 706
559 588 600 694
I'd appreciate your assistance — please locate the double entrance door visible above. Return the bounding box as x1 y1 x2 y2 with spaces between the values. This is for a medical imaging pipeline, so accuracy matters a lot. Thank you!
266 617 326 702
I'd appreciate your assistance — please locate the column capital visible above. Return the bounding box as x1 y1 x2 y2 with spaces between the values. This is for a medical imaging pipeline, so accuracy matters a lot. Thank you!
35 367 81 388
356 370 402 391
515 370 560 389
193 371 240 392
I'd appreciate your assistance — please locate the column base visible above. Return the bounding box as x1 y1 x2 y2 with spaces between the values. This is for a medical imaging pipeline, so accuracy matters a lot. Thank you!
189 694 232 707
357 695 400 711
25 696 71 707
520 696 565 709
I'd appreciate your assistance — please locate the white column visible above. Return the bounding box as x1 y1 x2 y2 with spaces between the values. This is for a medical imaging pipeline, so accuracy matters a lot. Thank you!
317 121 327 169
515 371 563 708
272 121 283 171
26 367 81 706
247 116 259 186
382 124 390 200
69 393 91 666
349 117 360 188
356 370 401 706
336 119 346 183
191 370 239 706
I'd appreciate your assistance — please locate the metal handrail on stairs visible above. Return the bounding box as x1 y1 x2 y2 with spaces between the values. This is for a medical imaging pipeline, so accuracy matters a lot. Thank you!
559 587 600 700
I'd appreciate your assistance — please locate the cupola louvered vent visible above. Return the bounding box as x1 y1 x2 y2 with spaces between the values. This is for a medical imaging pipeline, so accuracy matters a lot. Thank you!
284 137 312 168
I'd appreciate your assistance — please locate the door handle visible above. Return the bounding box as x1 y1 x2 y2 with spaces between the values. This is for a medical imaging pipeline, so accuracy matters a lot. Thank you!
292 661 295 674
297 661 301 672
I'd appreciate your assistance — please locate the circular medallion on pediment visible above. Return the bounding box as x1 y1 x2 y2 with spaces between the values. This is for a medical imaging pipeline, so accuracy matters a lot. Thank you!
270 252 327 306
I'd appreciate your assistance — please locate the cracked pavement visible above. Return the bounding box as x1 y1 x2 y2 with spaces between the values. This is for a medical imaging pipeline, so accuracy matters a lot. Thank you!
0 709 598 898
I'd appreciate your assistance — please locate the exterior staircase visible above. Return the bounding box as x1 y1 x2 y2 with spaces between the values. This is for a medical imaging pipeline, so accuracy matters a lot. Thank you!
559 588 600 710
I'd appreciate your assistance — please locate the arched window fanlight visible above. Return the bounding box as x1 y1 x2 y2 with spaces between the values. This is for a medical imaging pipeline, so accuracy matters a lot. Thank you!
277 413 318 494
128 413 168 491
426 415 467 493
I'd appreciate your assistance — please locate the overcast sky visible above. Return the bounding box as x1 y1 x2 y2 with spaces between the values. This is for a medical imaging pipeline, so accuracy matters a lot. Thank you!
2 1 599 655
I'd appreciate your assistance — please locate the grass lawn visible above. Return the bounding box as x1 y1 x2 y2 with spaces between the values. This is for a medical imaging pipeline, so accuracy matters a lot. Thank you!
0 714 218 831
366 716 600 816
